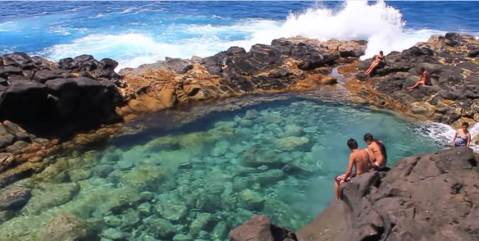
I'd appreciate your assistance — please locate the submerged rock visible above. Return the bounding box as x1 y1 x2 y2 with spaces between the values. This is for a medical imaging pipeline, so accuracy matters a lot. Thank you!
38 214 99 241
22 183 80 215
0 187 32 211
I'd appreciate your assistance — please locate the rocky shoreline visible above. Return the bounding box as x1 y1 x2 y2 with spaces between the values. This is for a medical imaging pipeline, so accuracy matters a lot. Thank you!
231 146 479 241
0 36 369 187
0 32 478 240
341 33 479 129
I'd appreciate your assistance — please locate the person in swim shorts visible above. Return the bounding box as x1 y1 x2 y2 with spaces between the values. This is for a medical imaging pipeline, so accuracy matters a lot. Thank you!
364 133 388 171
451 122 471 148
334 138 371 200
364 51 385 76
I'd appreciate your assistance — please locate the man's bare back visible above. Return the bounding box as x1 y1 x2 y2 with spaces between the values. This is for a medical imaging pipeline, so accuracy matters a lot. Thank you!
351 149 370 175
334 138 372 200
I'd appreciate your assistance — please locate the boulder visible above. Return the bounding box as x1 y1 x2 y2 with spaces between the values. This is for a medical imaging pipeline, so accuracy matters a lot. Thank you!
0 53 125 137
229 215 298 241
38 214 99 241
346 33 479 125
295 146 479 241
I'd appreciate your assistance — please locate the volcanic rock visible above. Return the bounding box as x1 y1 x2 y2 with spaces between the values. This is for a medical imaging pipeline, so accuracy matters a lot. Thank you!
344 33 479 126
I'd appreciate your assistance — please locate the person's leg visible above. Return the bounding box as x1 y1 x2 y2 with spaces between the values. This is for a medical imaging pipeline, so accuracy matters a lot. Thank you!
365 62 378 75
334 175 343 200
408 81 424 91
335 180 340 200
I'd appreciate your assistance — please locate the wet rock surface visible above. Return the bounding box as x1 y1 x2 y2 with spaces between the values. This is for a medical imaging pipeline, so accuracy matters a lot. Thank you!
343 33 479 127
231 147 479 241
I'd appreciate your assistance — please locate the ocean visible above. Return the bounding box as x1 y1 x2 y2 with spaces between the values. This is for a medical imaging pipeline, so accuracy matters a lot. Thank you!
1 1 478 71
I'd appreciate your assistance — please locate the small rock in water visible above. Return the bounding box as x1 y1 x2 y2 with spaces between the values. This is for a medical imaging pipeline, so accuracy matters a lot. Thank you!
156 193 189 221
102 228 129 240
173 233 194 241
0 187 32 211
239 189 265 211
104 216 122 228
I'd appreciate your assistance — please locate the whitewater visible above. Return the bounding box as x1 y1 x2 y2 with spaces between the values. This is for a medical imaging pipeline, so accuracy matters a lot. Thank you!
2 0 454 71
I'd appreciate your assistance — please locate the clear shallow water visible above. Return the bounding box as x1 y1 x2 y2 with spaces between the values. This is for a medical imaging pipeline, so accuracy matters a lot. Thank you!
1 1 478 70
0 99 442 240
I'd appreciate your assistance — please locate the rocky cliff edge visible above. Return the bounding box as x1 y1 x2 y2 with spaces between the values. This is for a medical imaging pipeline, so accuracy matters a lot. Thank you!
229 146 479 241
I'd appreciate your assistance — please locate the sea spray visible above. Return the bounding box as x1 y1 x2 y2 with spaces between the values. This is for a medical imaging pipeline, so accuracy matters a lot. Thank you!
37 0 448 71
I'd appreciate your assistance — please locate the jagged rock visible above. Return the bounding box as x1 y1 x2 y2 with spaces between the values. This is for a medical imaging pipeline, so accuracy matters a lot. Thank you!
345 33 479 125
296 146 479 241
117 37 361 120
0 52 125 138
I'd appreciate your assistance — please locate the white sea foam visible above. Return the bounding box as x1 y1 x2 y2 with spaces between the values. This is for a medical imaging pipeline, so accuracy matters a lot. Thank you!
41 0 456 71
418 121 479 152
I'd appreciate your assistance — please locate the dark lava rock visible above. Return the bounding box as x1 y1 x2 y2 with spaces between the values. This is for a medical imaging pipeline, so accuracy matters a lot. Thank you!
0 52 125 137
295 146 479 241
355 33 479 125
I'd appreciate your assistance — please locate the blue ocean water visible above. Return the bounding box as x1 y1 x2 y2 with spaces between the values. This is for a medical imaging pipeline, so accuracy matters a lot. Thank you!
1 1 478 70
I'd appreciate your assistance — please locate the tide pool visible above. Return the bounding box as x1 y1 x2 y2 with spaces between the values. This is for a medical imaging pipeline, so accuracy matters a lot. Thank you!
0 98 441 241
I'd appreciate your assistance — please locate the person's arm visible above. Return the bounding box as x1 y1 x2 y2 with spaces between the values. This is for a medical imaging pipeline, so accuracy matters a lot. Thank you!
424 72 430 83
467 133 471 147
341 155 355 183
451 131 457 147
418 73 424 83
366 148 376 170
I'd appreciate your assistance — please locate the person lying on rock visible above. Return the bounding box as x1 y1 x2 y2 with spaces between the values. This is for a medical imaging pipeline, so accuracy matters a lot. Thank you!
364 51 385 76
451 122 471 148
334 138 370 200
407 67 429 92
364 133 388 171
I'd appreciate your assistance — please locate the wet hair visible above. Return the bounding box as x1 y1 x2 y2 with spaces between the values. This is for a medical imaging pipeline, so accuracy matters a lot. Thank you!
462 122 469 128
347 138 358 149
379 51 383 55
364 133 387 159
419 66 425 72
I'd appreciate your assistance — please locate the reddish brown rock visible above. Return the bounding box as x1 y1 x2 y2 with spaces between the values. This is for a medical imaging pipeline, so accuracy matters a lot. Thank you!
229 215 298 241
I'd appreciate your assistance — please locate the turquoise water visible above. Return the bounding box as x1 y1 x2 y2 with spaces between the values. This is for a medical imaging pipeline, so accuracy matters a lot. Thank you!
0 98 441 240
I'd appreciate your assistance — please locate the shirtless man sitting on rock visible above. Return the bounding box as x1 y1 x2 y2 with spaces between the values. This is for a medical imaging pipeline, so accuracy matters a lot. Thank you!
407 67 429 92
334 138 371 200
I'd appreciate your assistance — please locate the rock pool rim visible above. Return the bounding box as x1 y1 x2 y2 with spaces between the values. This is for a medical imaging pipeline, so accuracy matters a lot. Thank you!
109 94 428 150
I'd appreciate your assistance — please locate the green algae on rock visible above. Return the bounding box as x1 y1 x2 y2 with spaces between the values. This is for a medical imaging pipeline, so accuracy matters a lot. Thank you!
0 99 442 240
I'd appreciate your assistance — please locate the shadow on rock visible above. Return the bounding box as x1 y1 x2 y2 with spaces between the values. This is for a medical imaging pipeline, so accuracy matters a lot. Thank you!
0 53 126 139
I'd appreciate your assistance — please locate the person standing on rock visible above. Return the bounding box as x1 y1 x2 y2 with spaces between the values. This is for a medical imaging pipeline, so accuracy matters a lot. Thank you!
364 133 388 171
407 67 429 91
364 51 385 76
451 122 471 148
334 138 370 200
